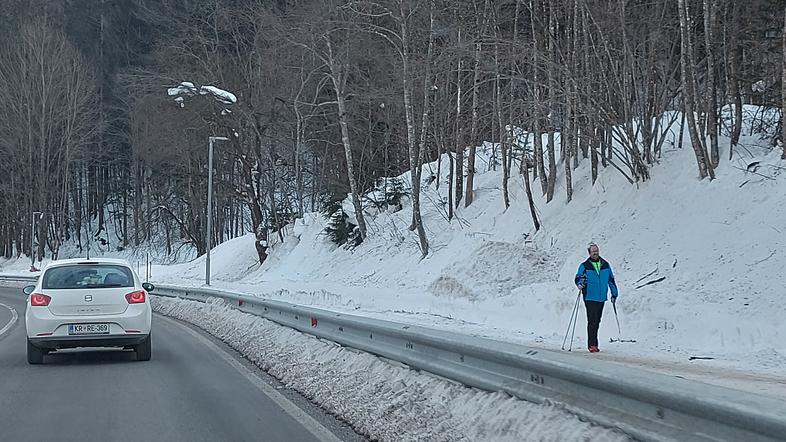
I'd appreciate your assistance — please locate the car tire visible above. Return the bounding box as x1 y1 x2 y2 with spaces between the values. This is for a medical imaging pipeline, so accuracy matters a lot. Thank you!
27 339 44 364
135 334 151 361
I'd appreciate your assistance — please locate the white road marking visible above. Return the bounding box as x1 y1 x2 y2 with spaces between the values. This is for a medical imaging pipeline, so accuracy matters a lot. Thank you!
0 302 18 337
157 315 344 442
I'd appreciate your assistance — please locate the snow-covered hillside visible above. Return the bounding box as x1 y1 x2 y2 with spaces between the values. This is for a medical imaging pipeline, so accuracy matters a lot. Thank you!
5 107 785 396
147 107 785 395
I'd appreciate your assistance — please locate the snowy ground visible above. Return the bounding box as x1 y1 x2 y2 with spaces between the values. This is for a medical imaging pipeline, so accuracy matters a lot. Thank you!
144 108 786 400
154 295 632 442
2 106 785 403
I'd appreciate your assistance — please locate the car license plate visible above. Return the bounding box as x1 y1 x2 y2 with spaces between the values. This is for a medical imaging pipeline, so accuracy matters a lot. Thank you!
68 323 110 335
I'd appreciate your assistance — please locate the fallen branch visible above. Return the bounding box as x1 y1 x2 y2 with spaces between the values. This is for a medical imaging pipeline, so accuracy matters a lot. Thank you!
733 165 775 180
750 250 776 266
635 276 666 289
635 268 659 284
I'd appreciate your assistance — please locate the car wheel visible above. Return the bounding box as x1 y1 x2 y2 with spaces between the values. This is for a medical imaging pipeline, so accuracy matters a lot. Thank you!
135 334 151 361
27 339 44 364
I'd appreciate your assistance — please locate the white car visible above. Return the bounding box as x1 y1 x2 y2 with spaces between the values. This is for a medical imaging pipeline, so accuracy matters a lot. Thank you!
24 258 153 364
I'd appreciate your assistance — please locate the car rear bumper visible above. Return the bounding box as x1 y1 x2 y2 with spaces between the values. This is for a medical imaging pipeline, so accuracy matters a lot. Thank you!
29 334 149 349
26 304 152 338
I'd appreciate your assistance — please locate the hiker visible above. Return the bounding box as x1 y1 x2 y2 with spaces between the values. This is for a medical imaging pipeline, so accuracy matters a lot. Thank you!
575 243 618 352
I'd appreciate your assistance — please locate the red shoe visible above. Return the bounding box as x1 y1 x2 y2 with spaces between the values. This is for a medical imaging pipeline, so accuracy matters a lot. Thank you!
589 346 600 353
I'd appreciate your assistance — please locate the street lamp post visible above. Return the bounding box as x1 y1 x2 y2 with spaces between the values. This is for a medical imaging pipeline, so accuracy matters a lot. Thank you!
206 136 229 286
30 211 43 272
166 81 235 286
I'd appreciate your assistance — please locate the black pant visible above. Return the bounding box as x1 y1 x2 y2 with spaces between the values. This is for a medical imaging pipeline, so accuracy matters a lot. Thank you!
584 300 605 347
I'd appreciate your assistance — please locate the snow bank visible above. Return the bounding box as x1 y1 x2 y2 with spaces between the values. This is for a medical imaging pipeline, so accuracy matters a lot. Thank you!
156 233 259 282
153 295 632 441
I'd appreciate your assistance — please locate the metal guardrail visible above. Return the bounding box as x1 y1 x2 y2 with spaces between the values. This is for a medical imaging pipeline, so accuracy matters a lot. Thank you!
0 274 781 440
0 275 38 287
0 275 38 283
150 283 786 442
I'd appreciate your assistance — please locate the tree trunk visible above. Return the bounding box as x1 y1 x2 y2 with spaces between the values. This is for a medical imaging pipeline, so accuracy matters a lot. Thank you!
727 1 743 159
454 29 464 208
336 91 367 240
529 0 547 195
295 115 304 218
133 161 141 246
580 7 591 163
497 16 510 210
729 34 743 159
704 0 719 168
522 156 540 231
782 7 786 159
436 114 442 191
678 105 686 149
72 169 82 246
678 0 714 179
326 38 368 241
145 170 151 245
403 0 434 257
545 0 557 202
591 128 599 184
448 150 454 221
564 106 573 202
564 0 579 202
464 39 482 207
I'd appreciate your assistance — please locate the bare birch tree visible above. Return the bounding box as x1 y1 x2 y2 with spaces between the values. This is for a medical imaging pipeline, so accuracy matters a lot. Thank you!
703 0 719 167
464 0 490 208
782 7 786 159
678 0 715 179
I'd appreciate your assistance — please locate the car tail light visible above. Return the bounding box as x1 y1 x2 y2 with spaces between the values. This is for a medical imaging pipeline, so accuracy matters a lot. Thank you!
125 290 146 304
30 294 51 306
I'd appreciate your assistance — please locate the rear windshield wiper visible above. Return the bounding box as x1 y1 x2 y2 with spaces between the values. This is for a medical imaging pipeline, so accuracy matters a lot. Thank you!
83 284 124 288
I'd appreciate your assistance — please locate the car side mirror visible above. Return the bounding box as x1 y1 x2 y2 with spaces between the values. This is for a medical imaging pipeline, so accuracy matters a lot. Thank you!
142 282 155 292
22 285 35 296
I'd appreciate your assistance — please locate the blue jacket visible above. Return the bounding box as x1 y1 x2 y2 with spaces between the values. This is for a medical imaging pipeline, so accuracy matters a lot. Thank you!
575 258 618 302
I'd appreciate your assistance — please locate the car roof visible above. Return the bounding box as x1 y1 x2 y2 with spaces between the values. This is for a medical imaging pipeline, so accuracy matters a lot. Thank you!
43 258 133 270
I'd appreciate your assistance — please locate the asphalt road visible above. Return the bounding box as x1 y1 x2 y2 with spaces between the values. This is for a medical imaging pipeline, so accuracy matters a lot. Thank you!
0 286 361 442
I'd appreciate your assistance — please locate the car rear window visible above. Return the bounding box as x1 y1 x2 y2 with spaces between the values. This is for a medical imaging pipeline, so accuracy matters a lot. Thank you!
42 264 134 289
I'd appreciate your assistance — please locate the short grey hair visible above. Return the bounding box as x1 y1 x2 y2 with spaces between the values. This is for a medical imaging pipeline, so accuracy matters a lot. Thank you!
587 242 599 254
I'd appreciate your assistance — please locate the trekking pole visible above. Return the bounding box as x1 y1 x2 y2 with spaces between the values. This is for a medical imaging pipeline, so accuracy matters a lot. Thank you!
568 297 579 351
612 300 621 336
562 289 581 350
561 290 580 350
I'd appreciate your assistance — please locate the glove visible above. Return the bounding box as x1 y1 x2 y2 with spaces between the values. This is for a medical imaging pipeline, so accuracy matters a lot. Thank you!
611 296 617 304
